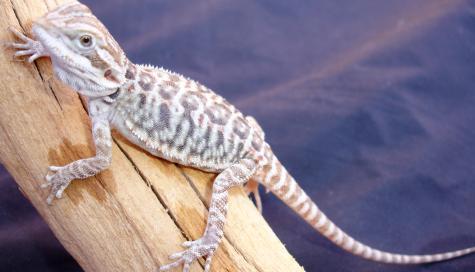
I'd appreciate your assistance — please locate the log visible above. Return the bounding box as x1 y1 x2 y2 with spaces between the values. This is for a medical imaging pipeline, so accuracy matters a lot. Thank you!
0 0 305 271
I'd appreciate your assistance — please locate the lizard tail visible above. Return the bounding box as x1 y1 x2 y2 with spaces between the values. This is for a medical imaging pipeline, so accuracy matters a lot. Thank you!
258 151 475 264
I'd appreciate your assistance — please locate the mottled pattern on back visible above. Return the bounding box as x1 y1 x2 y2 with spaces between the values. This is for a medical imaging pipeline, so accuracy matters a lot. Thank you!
110 63 265 172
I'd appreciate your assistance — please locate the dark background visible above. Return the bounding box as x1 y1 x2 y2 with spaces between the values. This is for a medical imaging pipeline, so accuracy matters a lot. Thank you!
1 0 475 271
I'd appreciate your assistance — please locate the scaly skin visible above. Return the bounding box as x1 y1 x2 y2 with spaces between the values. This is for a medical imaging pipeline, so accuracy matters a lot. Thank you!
6 2 475 271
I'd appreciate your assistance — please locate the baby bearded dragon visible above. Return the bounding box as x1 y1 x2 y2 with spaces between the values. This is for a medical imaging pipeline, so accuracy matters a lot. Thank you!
7 2 475 271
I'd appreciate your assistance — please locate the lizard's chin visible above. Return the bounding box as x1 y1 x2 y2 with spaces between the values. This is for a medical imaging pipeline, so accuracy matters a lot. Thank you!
53 65 119 98
76 88 119 98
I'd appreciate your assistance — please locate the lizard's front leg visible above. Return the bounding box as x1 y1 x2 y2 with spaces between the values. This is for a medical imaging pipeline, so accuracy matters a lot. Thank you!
42 117 112 204
7 27 48 63
160 158 258 272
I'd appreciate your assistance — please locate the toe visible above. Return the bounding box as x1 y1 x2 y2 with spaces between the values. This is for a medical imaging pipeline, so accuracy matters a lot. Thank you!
14 49 35 57
254 189 263 213
28 54 39 63
159 260 182 271
55 187 65 199
8 27 29 42
182 241 195 248
169 250 186 260
46 193 55 205
183 262 191 272
45 174 53 182
11 42 29 49
48 166 62 171
204 256 213 272
204 249 216 272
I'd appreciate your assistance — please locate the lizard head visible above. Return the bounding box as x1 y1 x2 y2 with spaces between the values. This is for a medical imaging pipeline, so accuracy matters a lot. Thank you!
32 1 128 97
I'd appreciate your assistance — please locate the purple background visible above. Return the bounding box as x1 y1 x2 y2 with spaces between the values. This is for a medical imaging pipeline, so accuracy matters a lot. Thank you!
1 0 475 271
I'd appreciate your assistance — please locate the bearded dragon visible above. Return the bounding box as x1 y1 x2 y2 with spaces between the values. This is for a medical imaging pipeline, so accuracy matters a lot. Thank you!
6 2 475 271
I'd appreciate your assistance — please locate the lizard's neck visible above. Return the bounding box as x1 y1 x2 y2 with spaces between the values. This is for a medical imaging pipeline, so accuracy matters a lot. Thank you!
101 60 138 98
87 60 137 117
124 61 139 83
120 62 175 94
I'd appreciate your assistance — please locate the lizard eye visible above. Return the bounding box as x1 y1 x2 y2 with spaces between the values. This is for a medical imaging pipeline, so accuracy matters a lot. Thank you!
79 34 94 48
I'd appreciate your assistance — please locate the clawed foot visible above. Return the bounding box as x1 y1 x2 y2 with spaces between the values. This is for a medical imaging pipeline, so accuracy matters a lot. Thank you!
42 166 72 205
160 238 217 272
6 27 47 63
244 180 263 213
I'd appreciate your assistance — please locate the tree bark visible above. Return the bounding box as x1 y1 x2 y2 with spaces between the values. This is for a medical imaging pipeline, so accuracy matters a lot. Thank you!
0 0 304 271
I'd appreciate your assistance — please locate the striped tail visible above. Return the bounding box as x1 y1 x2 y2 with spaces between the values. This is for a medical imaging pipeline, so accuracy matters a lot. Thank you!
259 152 475 264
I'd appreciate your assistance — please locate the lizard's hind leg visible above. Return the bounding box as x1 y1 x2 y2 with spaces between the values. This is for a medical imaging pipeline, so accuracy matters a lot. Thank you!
243 116 266 213
160 158 258 272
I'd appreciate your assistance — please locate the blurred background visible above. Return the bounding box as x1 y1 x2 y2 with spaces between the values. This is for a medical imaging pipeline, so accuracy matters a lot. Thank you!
1 0 475 271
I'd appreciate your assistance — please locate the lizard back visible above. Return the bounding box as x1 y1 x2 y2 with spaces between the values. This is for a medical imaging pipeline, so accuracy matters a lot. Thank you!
109 63 266 172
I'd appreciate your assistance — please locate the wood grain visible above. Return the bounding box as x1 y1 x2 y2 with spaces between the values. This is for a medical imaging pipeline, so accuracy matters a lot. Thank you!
0 0 304 271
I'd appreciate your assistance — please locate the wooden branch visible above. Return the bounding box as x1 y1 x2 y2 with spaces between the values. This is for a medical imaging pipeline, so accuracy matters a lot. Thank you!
0 1 304 271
